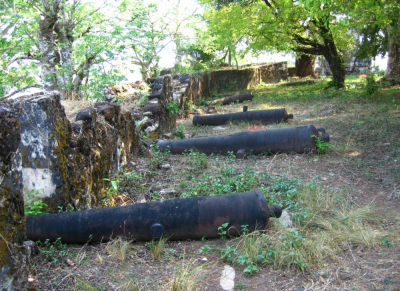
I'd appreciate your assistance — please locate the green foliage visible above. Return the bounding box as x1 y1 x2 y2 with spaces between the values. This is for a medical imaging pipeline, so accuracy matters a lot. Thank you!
180 166 259 198
218 222 229 239
121 0 200 80
186 149 208 172
311 135 335 154
37 238 68 264
150 144 170 169
175 123 186 139
103 177 119 194
199 245 211 254
365 75 378 96
138 91 149 106
220 232 274 275
0 0 129 99
24 189 49 216
381 237 394 248
202 0 354 87
167 100 180 115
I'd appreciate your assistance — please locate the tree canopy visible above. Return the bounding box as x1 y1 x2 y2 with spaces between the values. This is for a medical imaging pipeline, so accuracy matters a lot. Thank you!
0 0 399 99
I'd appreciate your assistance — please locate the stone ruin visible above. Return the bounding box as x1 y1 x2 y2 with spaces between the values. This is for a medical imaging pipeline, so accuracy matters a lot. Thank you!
0 62 288 288
0 75 176 289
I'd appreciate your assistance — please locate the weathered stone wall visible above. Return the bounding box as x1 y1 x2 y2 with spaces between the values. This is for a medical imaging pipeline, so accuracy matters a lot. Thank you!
68 102 140 210
197 61 287 97
159 76 176 133
0 103 25 290
13 92 71 209
345 56 374 74
259 62 288 84
197 72 210 99
287 67 297 77
1 92 141 212
209 67 260 93
142 75 176 136
315 56 374 76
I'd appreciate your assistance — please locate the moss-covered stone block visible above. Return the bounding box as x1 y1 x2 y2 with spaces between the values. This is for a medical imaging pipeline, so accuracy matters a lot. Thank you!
0 103 24 290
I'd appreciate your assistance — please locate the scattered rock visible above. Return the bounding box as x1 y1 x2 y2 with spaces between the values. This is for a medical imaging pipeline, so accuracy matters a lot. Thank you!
23 241 39 264
206 106 217 114
145 124 158 134
220 265 235 291
278 210 293 227
147 99 158 105
131 110 141 120
159 188 176 198
163 133 173 139
193 109 203 115
337 268 355 281
160 164 171 170
135 116 152 129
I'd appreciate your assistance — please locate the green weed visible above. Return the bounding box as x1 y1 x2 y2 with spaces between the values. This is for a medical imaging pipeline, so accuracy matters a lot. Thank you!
218 222 229 239
36 238 68 264
175 123 186 139
311 135 335 154
24 189 49 216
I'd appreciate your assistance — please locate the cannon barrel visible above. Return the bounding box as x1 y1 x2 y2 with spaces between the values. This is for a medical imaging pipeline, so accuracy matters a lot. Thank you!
209 91 253 105
193 108 293 126
26 191 281 244
157 124 329 155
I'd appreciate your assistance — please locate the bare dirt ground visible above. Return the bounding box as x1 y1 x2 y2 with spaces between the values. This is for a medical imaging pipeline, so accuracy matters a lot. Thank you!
16 83 400 291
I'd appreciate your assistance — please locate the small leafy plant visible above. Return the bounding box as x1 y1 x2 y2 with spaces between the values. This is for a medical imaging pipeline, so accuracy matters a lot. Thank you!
37 237 67 263
24 189 49 216
311 135 335 154
167 100 180 115
218 222 229 239
365 74 378 96
102 177 120 206
150 143 170 169
175 123 185 139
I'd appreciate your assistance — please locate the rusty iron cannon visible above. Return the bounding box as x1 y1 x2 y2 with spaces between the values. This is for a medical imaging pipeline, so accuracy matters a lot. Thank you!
26 191 282 243
157 124 329 156
193 107 293 126
208 91 253 105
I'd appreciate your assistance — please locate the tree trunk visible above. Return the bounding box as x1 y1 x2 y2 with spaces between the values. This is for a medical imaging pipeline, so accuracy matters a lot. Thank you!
383 12 400 85
54 13 74 99
324 52 345 88
38 1 60 92
295 53 316 77
321 30 345 88
72 57 93 99
141 65 150 82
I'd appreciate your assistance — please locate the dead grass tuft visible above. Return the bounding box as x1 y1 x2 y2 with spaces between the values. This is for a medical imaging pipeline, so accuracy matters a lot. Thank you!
166 257 209 291
105 237 132 261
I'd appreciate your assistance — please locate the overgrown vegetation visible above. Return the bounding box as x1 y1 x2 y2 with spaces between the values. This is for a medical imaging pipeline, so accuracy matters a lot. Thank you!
18 80 400 290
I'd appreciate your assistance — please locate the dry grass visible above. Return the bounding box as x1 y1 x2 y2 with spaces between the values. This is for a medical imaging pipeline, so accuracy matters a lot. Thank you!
167 257 210 291
105 237 132 261
263 185 392 270
147 236 167 260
